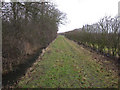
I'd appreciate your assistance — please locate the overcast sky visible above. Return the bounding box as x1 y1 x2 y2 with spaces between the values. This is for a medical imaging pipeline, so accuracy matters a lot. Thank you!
53 0 120 33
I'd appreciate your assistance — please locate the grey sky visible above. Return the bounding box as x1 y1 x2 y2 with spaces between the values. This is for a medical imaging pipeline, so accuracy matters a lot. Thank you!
53 0 120 33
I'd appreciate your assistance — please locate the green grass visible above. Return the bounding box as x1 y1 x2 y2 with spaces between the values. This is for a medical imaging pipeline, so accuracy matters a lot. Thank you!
17 35 118 88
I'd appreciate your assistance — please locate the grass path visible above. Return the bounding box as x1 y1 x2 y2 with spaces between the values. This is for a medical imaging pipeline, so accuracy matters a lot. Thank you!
17 36 118 88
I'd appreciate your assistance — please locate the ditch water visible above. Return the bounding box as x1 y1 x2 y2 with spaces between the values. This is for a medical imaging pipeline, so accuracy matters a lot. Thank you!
2 47 45 88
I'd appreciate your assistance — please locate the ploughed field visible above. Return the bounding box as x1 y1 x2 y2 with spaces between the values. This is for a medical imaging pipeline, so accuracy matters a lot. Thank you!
17 36 118 88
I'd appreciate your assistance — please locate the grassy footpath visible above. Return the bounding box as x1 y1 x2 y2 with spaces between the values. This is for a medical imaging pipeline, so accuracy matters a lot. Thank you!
17 35 118 88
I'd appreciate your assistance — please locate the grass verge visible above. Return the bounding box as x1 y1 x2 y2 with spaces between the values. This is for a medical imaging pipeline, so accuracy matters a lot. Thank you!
17 35 118 88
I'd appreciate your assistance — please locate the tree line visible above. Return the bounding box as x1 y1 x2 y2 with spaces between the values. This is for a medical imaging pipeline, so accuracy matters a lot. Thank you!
64 16 120 59
2 1 66 74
